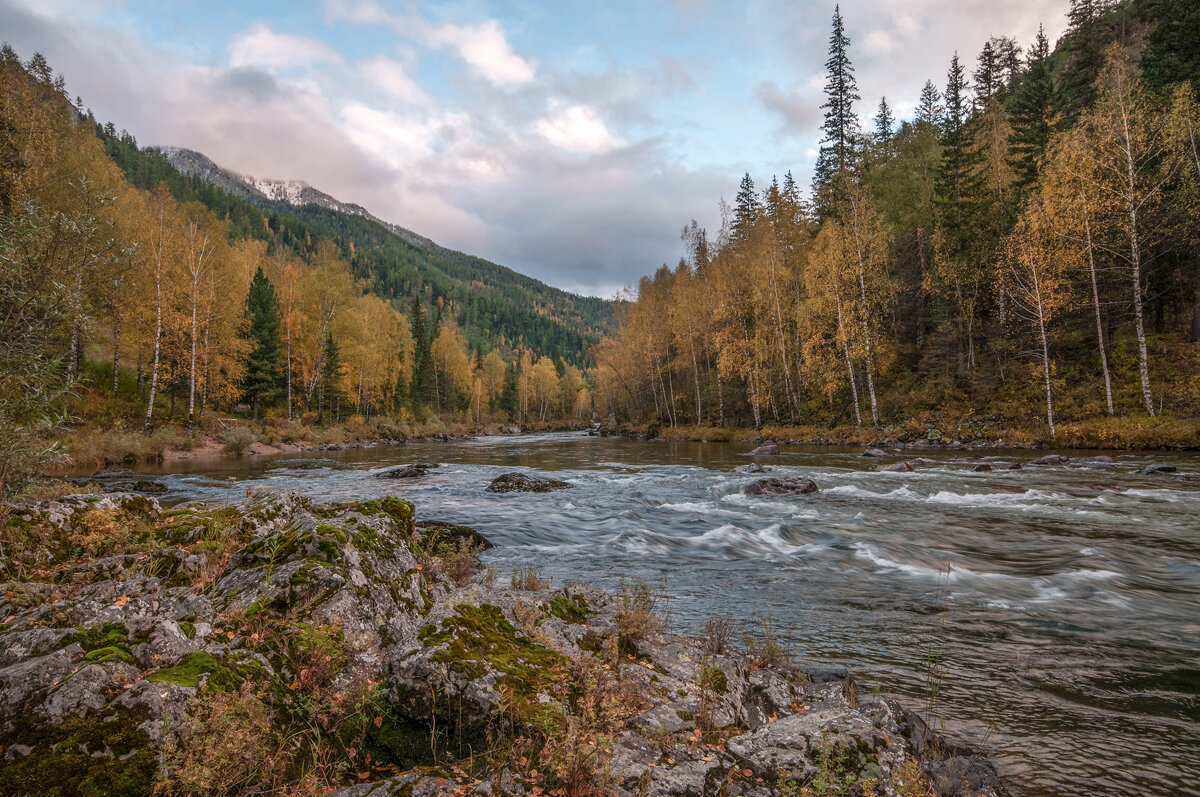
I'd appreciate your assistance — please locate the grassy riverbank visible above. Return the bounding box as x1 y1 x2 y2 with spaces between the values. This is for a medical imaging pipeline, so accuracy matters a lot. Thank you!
608 414 1200 451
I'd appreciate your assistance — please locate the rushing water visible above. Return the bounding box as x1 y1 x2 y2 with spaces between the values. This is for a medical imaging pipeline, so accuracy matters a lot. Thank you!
126 433 1199 797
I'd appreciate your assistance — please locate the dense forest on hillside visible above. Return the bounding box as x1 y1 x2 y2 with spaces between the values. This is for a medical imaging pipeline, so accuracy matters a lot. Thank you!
593 0 1200 445
0 47 605 492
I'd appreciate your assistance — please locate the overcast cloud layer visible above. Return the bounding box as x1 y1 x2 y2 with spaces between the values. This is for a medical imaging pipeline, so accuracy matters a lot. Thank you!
0 0 1068 297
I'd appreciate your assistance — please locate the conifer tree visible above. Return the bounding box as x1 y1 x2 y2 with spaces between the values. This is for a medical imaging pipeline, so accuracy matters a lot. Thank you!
813 5 861 200
241 265 282 420
319 330 344 424
874 97 895 142
409 296 435 409
1140 0 1200 93
917 80 944 128
1056 0 1113 123
1008 26 1055 192
732 173 761 241
974 40 999 108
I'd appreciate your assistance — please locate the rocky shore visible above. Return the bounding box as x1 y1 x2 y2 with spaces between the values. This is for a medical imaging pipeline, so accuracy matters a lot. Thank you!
0 489 1005 796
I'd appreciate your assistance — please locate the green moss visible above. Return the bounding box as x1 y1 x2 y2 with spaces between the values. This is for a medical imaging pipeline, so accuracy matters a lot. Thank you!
677 710 695 721
419 603 565 706
547 594 588 624
577 631 604 653
0 705 155 797
289 560 319 586
83 646 133 665
179 621 196 639
699 665 727 694
144 651 247 691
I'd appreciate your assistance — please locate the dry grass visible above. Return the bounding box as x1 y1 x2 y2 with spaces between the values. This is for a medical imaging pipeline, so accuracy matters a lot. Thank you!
615 578 667 650
700 613 735 655
511 564 549 591
434 538 485 587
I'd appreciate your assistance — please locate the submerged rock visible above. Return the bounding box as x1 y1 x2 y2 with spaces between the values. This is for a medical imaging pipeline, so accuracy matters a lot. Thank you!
744 476 819 496
486 471 571 492
972 463 994 472
736 463 771 474
750 441 780 455
1138 464 1178 475
377 462 439 479
879 462 914 473
862 448 888 458
1029 454 1069 465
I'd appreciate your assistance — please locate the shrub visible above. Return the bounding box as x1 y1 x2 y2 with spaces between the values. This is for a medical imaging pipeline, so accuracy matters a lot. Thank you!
742 615 791 670
700 613 735 655
222 426 256 456
435 538 485 586
616 578 667 651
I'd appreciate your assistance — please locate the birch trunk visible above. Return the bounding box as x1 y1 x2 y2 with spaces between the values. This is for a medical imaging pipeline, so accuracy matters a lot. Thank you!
1082 202 1114 414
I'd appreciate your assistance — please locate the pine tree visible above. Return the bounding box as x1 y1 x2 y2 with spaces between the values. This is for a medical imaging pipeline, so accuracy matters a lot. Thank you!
874 97 895 142
241 265 283 420
813 5 861 199
1056 0 1114 123
1008 26 1055 192
973 40 999 108
917 80 944 128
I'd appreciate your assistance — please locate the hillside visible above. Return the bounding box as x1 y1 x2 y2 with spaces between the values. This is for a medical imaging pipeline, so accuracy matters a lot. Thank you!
99 133 615 365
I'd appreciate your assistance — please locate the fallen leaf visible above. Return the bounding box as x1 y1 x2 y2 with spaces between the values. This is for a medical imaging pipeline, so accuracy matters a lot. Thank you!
226 630 235 639
373 716 383 728
113 595 129 606
358 771 370 780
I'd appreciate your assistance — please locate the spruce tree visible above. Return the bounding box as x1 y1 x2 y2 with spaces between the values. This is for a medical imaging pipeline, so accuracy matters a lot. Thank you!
873 97 894 142
409 296 436 410
1140 0 1200 93
1008 26 1055 192
973 40 999 108
917 80 944 128
1056 0 1113 123
732 173 761 241
813 5 861 200
319 331 344 424
241 265 282 420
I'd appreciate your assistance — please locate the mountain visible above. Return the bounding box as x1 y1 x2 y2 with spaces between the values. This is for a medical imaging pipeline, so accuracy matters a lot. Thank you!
99 135 615 364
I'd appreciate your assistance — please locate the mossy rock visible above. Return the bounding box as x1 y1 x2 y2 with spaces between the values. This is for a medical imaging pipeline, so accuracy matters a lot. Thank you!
144 651 256 691
0 705 155 797
547 593 588 624
486 472 571 493
699 665 727 694
413 520 492 555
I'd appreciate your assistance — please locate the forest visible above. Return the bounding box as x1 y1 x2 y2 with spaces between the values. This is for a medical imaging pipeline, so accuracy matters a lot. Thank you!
0 46 601 494
592 0 1200 446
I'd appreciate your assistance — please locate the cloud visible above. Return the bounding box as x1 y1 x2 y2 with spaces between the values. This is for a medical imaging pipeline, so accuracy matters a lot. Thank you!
536 104 624 155
229 24 343 70
426 19 536 87
358 55 427 105
755 81 820 135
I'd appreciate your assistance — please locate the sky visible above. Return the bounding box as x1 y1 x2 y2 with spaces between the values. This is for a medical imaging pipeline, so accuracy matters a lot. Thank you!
0 0 1068 297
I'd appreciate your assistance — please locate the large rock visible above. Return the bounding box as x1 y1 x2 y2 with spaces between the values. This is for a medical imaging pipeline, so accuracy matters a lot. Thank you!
377 462 439 479
486 471 571 493
750 441 780 455
1029 454 1069 465
744 477 819 496
862 448 888 458
879 462 914 473
1138 464 1178 475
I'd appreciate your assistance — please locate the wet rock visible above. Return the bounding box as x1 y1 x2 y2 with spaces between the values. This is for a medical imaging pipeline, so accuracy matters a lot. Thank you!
91 468 138 480
862 448 888 457
378 462 439 479
736 463 771 474
744 477 819 496
750 441 780 455
413 520 493 552
908 457 940 469
132 479 168 494
1029 454 1069 465
1005 462 1023 470
1138 464 1178 475
879 462 914 472
486 472 571 493
972 463 993 472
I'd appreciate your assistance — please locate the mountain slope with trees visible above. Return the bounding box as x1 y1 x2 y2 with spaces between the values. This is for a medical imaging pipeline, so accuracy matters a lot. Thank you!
593 0 1200 447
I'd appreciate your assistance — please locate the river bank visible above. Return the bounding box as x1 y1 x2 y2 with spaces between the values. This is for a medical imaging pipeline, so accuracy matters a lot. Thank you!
600 414 1200 451
0 487 1002 796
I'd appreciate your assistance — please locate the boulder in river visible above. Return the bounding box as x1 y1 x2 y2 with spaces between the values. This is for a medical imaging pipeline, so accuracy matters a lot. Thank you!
1138 464 1178 475
879 462 914 473
1074 455 1116 469
744 476 819 496
487 471 571 492
862 448 888 457
377 462 439 479
1029 454 1069 466
972 463 993 472
750 441 780 455
908 457 940 469
736 463 771 474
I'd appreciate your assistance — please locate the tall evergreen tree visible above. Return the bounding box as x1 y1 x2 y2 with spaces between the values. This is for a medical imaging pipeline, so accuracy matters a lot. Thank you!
318 331 344 424
974 39 999 108
1140 0 1200 93
241 266 283 420
917 80 944 127
732 173 761 241
813 5 861 199
874 97 895 142
1008 26 1055 191
409 296 436 409
1056 0 1114 123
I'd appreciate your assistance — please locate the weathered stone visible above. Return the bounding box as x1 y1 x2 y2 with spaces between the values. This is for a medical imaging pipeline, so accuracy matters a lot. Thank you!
1138 464 1178 475
972 463 993 472
862 448 888 457
737 463 771 474
378 462 439 479
744 477 819 496
750 442 780 455
878 462 914 473
486 472 571 493
1029 454 1069 465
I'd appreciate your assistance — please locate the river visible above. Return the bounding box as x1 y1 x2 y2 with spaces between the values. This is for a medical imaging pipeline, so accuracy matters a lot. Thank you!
126 432 1200 797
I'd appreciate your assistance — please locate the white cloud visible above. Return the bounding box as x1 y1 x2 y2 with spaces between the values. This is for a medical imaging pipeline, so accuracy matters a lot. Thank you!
358 55 427 105
536 104 623 154
229 24 343 70
426 19 536 87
